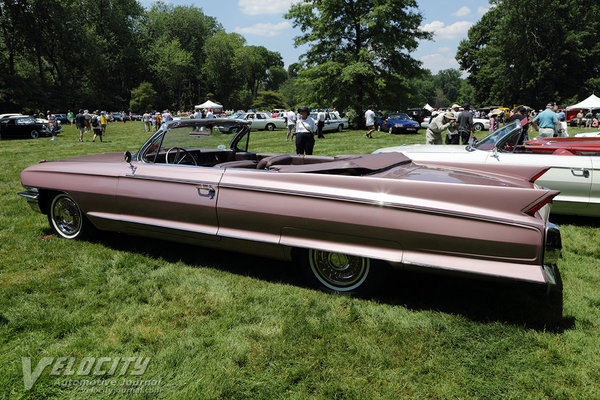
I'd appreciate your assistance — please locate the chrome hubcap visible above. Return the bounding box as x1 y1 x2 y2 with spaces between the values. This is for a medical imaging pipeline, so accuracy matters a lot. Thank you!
309 250 369 290
52 196 81 236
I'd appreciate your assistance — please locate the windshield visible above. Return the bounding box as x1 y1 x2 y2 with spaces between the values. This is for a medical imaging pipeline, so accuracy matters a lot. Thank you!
140 120 250 164
229 113 246 119
474 120 522 151
387 113 410 120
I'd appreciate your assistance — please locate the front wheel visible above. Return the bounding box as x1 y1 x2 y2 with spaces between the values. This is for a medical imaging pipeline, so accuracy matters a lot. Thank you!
265 123 275 131
474 123 483 131
298 249 379 294
30 130 39 139
388 126 393 134
48 193 92 239
337 124 343 132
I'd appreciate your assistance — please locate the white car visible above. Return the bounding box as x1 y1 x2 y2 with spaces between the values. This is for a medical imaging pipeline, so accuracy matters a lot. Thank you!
229 112 286 131
421 115 490 131
310 111 349 132
375 120 600 217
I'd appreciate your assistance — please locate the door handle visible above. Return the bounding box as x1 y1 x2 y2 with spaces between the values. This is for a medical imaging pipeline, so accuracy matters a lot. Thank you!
571 168 590 178
197 185 215 199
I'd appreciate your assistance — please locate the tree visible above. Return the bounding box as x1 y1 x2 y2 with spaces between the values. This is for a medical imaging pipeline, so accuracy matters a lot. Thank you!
285 0 430 125
457 0 600 107
130 82 158 112
251 91 286 110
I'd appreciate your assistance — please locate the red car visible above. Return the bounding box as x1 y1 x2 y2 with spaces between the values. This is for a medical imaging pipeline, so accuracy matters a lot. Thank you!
18 119 562 310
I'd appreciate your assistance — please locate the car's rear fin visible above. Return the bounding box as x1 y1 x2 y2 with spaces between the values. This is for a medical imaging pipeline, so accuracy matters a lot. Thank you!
523 191 559 216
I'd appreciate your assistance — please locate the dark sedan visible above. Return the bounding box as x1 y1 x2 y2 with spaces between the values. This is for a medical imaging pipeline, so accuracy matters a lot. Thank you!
376 113 420 134
0 115 49 139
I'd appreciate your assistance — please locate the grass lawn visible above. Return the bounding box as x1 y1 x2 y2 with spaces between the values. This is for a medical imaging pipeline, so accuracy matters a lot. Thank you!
2 121 600 399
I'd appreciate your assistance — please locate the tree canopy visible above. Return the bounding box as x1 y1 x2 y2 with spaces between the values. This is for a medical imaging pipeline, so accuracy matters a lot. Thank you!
457 0 600 108
285 0 431 123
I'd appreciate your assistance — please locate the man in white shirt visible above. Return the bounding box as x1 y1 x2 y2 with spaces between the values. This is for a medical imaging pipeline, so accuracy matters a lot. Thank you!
286 108 297 142
364 106 376 138
206 108 214 119
316 109 326 138
295 106 316 155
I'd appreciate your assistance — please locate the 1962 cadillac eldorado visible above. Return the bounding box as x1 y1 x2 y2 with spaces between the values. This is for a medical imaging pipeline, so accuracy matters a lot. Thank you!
376 120 600 217
19 119 562 306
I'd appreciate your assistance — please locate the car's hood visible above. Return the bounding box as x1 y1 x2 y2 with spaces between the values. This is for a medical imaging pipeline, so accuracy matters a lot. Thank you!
375 144 469 154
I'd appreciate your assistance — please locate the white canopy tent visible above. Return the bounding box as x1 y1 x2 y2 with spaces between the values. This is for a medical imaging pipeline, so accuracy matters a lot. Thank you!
194 100 223 111
423 103 433 111
566 94 600 110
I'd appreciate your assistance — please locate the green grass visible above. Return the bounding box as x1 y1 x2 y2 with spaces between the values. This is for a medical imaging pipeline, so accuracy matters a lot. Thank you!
2 122 600 399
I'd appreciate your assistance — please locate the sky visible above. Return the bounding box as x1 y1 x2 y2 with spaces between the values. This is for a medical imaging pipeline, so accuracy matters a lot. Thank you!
140 0 493 74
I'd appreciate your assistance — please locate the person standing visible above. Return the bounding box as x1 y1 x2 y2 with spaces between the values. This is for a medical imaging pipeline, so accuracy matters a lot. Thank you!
295 106 316 155
47 110 58 141
142 111 151 132
532 102 561 138
316 109 326 138
91 111 103 142
206 108 214 119
506 107 530 144
151 112 157 131
67 110 74 126
100 111 108 136
155 112 162 128
364 106 376 138
286 107 296 142
193 108 202 119
75 109 86 142
84 109 92 132
456 103 475 145
426 112 456 145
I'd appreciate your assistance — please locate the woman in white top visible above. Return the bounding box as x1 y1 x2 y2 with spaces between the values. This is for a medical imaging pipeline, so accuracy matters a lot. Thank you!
295 106 316 155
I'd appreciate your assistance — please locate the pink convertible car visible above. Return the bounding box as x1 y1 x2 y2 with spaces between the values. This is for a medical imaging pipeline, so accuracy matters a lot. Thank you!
19 119 562 305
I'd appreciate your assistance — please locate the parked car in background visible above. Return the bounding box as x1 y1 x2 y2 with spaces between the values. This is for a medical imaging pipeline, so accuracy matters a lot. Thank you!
309 111 349 132
375 120 600 217
375 112 419 134
18 119 562 310
228 112 286 131
55 114 69 124
0 115 50 139
405 108 431 123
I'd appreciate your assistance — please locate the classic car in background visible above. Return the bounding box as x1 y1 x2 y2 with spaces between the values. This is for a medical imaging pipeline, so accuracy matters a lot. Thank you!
0 115 51 139
309 111 348 132
375 120 600 217
19 119 562 307
228 112 286 131
376 113 420 134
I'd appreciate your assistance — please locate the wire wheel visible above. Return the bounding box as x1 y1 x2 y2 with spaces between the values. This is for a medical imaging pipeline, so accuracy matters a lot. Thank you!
49 194 83 239
308 249 370 292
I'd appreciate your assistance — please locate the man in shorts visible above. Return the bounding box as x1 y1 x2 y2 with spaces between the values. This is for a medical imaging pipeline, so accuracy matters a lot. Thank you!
286 107 296 142
92 111 103 142
364 105 376 138
75 109 86 142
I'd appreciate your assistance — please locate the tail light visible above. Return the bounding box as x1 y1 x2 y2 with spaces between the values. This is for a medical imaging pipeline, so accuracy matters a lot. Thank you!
524 193 558 216
529 167 550 183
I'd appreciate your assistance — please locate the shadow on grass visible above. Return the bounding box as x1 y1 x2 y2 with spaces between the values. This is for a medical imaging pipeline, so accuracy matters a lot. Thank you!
83 230 573 333
550 214 600 228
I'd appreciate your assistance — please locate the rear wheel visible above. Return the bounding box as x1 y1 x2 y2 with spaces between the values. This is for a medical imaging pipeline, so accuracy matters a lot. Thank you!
388 126 393 134
337 124 343 132
48 193 92 239
30 130 39 139
474 122 483 131
265 123 275 131
377 125 381 131
298 248 380 295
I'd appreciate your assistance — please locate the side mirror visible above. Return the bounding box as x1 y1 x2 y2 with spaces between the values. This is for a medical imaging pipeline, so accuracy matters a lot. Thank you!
124 151 132 163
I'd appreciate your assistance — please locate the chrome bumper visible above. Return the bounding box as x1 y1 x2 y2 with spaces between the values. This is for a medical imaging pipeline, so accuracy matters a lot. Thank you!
17 188 42 213
542 222 562 287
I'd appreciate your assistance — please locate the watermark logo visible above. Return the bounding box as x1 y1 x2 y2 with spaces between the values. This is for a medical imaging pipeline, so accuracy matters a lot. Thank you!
22 357 155 392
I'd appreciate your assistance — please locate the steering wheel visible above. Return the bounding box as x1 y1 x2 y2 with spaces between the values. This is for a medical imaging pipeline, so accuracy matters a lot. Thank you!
165 147 198 165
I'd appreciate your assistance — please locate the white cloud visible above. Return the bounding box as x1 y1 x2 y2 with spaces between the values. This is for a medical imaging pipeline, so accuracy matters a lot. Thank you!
420 53 460 73
437 46 452 54
238 0 297 15
234 21 291 37
477 6 490 14
453 6 471 17
420 20 473 40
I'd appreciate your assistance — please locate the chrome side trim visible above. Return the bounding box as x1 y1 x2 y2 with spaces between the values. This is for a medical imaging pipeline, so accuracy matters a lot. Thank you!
17 188 42 213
